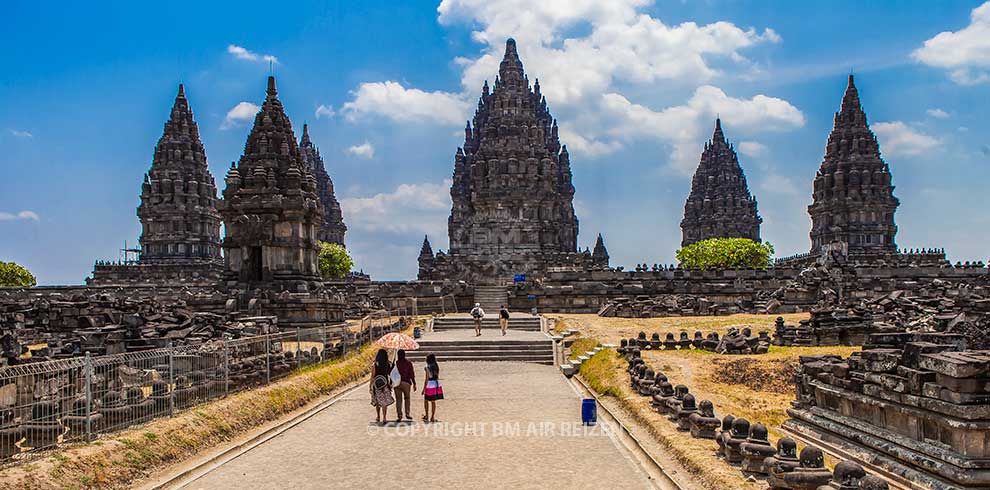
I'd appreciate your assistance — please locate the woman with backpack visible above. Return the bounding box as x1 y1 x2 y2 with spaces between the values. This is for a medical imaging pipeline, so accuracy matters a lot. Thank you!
370 348 394 424
421 353 443 423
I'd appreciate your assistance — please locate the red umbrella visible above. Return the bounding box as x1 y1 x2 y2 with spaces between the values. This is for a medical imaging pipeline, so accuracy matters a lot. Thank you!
376 332 420 350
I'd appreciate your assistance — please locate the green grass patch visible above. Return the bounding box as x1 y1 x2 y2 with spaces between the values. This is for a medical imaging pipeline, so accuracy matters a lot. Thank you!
578 348 624 398
568 337 600 361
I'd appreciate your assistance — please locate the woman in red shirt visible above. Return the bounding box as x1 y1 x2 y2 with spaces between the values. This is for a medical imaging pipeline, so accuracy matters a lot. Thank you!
393 350 416 421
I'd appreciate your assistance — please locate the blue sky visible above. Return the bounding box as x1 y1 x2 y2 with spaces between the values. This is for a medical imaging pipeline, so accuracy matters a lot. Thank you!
1 0 988 285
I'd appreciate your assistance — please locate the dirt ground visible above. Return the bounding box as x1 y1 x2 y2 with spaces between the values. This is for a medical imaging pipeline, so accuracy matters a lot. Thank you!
556 313 860 490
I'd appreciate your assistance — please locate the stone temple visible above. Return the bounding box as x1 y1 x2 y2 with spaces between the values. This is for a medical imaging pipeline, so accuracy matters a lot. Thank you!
680 118 762 247
299 123 347 246
418 39 606 282
807 75 899 258
89 84 223 285
219 76 324 293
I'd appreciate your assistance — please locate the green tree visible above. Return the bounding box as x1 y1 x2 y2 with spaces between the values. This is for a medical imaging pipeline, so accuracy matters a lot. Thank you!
675 238 774 270
0 261 37 287
318 242 354 279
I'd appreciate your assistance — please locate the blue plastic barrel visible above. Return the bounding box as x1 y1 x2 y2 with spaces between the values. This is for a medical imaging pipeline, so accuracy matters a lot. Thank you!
581 399 597 426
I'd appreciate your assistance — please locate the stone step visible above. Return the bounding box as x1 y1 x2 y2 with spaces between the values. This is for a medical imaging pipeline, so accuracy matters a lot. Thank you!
416 340 550 347
411 346 553 354
405 353 554 364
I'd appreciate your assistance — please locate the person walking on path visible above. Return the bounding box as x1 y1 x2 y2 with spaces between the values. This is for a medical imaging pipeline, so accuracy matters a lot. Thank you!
369 348 394 424
499 305 510 336
421 354 443 423
470 303 485 336
393 349 416 422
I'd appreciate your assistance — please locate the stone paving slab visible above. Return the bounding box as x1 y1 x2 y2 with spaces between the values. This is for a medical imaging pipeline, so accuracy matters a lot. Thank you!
185 362 655 490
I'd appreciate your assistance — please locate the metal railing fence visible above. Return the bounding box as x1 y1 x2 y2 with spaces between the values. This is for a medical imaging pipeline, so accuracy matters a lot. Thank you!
0 318 404 463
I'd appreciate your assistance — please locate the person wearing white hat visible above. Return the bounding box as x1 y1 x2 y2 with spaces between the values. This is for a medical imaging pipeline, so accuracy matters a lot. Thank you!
469 303 485 336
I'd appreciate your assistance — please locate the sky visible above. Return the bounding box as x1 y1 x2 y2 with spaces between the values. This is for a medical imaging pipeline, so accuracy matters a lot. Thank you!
1 0 988 285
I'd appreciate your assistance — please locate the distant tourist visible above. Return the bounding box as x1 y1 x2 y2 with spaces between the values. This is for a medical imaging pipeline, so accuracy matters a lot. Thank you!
470 303 485 336
499 305 510 336
421 353 444 422
370 348 394 424
393 349 416 422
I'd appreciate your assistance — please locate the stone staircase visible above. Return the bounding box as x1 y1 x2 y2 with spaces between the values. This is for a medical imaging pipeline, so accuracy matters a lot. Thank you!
407 337 554 365
431 315 542 331
473 285 508 312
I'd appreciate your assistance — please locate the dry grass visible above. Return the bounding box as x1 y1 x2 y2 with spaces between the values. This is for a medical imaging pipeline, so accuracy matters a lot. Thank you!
0 345 377 490
568 313 860 490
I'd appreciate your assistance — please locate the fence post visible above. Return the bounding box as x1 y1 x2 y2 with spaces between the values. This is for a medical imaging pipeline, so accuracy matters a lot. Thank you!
265 333 271 385
223 339 230 398
296 327 302 370
84 352 93 441
167 340 176 417
321 327 327 362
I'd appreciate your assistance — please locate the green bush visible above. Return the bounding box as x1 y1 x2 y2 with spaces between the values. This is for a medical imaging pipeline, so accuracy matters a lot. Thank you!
675 238 774 270
0 261 37 287
317 242 353 279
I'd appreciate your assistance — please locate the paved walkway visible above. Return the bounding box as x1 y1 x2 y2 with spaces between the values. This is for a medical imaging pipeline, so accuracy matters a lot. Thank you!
184 362 656 490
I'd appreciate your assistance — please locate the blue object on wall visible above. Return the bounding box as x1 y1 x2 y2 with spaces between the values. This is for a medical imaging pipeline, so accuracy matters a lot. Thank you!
514 274 526 282
581 399 597 425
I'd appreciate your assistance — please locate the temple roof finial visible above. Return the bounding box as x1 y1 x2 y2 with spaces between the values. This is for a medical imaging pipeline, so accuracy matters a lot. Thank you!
267 76 277 97
177 83 185 98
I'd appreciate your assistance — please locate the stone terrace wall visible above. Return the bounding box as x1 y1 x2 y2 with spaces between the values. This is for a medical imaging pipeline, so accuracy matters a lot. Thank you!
786 333 990 489
509 265 988 314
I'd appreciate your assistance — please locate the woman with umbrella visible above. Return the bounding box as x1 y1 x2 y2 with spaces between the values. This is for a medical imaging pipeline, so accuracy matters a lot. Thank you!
374 333 420 423
369 348 394 424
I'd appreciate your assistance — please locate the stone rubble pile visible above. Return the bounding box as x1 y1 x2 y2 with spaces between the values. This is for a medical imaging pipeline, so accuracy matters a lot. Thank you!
0 292 278 365
597 295 744 318
620 327 771 355
774 278 990 347
615 343 889 489
786 332 990 489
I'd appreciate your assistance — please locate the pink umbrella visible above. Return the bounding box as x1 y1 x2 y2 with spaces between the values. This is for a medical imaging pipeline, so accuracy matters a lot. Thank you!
376 332 420 350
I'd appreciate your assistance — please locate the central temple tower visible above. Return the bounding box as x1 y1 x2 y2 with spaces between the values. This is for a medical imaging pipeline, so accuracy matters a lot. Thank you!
419 39 595 281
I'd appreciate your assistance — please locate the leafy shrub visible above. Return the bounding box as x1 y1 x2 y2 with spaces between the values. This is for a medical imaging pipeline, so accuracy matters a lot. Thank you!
317 242 353 279
0 261 36 287
676 238 774 270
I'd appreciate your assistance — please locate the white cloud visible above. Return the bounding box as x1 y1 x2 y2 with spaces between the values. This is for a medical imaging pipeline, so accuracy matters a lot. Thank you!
912 2 990 85
738 141 768 158
340 180 452 235
220 102 260 130
0 210 40 222
873 121 941 157
227 44 279 64
439 0 780 104
558 126 622 157
592 86 804 173
9 130 33 138
758 173 800 196
315 104 335 119
926 108 950 119
342 0 792 146
346 141 375 159
341 81 470 126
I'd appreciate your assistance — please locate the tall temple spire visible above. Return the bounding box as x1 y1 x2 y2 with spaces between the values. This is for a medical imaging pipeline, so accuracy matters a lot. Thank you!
808 75 899 256
425 38 583 281
592 234 609 266
680 118 761 247
219 76 324 289
137 83 222 264
299 122 347 246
